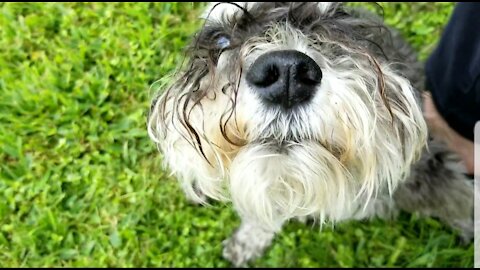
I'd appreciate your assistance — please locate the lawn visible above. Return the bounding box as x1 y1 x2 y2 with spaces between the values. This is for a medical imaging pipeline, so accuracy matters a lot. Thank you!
0 2 473 267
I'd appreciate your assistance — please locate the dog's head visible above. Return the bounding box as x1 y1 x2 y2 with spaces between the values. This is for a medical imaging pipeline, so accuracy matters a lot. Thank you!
148 2 427 229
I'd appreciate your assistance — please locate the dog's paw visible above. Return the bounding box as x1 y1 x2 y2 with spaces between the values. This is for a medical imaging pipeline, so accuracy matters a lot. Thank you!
222 222 276 267
222 236 257 267
453 219 474 245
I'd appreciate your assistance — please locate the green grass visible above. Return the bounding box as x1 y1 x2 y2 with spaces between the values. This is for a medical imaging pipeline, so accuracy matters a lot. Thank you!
0 2 473 267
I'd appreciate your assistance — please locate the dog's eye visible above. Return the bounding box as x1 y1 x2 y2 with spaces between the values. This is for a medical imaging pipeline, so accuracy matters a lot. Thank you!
216 36 231 50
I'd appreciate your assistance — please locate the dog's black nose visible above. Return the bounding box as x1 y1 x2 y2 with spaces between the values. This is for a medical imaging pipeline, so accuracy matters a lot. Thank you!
246 50 322 109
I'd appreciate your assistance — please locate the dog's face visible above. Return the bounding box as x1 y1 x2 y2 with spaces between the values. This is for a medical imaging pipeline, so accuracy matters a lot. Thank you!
148 2 427 229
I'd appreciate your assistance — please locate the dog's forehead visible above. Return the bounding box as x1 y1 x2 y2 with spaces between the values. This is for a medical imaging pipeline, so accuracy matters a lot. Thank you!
201 2 337 22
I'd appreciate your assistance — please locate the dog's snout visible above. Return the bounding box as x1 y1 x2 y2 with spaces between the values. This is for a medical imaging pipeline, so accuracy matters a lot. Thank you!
246 50 322 109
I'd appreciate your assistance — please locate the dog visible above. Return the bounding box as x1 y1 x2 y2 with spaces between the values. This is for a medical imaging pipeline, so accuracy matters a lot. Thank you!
148 2 474 267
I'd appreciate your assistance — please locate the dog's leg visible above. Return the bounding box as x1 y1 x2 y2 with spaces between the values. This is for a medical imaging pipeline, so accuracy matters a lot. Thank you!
222 220 280 267
393 139 474 243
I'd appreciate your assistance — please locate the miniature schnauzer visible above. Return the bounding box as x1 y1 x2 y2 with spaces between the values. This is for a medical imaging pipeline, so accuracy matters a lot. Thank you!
148 2 474 267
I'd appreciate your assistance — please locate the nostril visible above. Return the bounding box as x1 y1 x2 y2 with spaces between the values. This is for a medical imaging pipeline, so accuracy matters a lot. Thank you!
295 62 322 85
252 64 280 87
257 65 280 87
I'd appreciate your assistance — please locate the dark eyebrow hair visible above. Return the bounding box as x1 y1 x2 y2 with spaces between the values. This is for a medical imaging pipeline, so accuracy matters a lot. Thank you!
189 2 253 53
209 2 256 22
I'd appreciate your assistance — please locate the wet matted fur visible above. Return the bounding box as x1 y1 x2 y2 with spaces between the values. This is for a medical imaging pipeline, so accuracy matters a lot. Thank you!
148 2 473 267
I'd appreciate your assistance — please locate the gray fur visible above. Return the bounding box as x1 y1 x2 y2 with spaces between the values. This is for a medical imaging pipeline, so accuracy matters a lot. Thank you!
351 4 474 242
355 4 474 243
394 138 474 243
222 221 276 267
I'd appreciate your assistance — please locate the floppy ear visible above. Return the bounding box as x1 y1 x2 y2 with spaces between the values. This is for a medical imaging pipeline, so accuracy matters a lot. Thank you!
147 77 228 205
